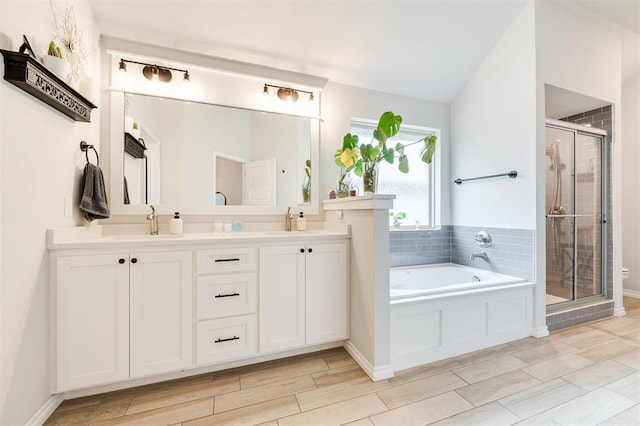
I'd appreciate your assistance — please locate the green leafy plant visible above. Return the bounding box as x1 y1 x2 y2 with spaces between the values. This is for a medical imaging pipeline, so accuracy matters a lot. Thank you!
390 211 407 227
47 40 63 58
302 159 311 203
334 111 438 192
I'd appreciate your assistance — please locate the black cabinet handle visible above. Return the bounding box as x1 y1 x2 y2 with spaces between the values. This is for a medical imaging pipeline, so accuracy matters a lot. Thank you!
214 292 240 298
300 248 305 253
214 258 240 263
308 248 313 253
214 336 240 343
118 258 125 264
131 258 138 264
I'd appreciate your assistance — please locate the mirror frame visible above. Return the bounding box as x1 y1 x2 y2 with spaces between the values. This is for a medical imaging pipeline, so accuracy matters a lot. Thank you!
108 90 320 216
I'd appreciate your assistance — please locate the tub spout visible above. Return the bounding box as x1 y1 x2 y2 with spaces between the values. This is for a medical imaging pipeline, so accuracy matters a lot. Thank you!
470 251 488 261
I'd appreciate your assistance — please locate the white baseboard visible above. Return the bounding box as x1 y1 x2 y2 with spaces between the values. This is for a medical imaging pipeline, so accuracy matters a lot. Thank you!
531 326 550 338
26 394 64 426
623 289 640 299
614 307 627 317
343 340 394 381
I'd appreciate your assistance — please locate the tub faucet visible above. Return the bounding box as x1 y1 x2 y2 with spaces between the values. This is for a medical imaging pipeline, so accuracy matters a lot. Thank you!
470 251 488 261
146 205 158 235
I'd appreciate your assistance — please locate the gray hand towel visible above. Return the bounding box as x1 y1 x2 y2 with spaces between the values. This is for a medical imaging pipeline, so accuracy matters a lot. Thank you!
79 163 110 221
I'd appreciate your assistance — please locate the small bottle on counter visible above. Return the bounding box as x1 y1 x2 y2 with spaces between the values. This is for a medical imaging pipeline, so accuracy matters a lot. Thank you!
170 212 183 234
297 212 307 231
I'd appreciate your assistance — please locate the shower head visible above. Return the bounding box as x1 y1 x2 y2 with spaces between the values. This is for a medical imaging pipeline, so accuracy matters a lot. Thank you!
545 145 555 157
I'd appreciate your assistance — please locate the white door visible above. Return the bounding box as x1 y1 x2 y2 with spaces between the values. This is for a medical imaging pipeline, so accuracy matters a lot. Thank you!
259 245 305 353
305 243 349 344
244 158 276 205
129 251 193 377
56 254 129 391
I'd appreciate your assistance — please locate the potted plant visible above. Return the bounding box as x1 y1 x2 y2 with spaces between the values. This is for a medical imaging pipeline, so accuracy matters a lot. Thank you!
390 211 407 228
302 159 311 203
335 111 438 193
43 40 70 81
334 134 359 197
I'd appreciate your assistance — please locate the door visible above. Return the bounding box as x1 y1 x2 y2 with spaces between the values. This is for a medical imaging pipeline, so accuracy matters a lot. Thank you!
305 242 349 344
56 254 129 391
545 124 605 305
129 251 193 377
244 158 276 205
259 245 305 352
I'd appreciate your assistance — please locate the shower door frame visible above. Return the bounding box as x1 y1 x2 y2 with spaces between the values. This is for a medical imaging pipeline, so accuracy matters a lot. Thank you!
545 118 609 304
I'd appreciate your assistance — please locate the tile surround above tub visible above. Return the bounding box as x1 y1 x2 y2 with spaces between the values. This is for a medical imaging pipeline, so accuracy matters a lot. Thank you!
390 225 534 282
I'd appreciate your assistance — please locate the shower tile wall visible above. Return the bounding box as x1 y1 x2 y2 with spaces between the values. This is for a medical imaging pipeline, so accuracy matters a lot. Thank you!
389 226 535 282
560 106 612 299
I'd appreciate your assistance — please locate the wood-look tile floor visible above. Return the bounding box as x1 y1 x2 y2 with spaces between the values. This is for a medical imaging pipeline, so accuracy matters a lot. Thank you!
46 297 640 425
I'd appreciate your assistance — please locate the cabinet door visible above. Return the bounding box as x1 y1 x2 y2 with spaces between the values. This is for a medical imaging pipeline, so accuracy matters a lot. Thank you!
130 251 193 377
56 254 129 391
306 242 348 344
259 245 305 353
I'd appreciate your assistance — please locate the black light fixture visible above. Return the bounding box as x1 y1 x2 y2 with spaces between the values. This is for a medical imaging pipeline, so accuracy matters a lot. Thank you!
119 58 190 83
263 83 314 102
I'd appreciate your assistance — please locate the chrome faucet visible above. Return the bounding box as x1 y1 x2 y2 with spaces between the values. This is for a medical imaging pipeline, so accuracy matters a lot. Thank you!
469 251 488 261
284 207 293 231
146 205 158 235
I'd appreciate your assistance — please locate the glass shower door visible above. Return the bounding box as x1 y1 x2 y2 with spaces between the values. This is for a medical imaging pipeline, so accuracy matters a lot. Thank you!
545 125 604 305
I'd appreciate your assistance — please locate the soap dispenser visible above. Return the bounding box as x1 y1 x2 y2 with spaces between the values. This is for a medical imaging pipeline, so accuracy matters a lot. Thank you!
297 211 307 231
170 212 183 234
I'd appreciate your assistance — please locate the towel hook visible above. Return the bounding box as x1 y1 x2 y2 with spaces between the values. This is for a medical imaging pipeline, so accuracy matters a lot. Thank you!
80 141 99 166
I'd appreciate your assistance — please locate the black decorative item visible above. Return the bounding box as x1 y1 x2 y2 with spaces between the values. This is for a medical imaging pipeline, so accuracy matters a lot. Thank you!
0 49 97 122
18 35 37 59
124 132 147 159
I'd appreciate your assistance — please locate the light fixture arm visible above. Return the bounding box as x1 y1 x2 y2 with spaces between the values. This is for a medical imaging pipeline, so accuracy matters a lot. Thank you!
119 58 190 83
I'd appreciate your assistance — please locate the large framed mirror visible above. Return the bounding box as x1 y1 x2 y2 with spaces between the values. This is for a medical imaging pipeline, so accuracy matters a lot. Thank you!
109 91 320 215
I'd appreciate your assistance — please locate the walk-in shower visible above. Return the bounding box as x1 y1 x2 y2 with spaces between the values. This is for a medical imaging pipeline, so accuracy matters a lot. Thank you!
545 119 608 306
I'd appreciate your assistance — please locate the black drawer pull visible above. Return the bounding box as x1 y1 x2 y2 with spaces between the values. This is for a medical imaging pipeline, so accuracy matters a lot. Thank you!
214 258 240 263
215 336 240 343
131 258 138 264
214 292 240 298
118 258 125 264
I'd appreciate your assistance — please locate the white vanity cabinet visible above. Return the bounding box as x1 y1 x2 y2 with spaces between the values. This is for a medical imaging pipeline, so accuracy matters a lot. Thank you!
259 241 348 353
53 250 192 391
195 248 257 365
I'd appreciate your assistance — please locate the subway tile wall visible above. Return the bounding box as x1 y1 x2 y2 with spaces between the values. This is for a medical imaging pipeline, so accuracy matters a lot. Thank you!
389 227 451 267
546 301 614 332
389 225 535 282
451 226 535 282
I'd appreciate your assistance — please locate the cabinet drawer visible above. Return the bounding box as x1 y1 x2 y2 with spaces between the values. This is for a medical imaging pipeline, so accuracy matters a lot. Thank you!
197 273 256 319
196 315 256 365
197 248 256 274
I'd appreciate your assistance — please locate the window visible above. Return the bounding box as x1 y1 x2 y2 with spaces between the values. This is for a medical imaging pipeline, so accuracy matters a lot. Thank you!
350 118 440 229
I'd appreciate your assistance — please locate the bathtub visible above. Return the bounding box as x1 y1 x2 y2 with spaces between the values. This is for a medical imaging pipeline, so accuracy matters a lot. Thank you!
390 263 526 301
390 263 534 371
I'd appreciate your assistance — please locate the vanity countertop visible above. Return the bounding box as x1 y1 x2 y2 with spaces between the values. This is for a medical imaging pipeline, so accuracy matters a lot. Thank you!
47 224 350 250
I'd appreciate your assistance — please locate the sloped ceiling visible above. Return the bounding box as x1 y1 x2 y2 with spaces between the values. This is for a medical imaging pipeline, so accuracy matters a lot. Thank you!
90 0 638 103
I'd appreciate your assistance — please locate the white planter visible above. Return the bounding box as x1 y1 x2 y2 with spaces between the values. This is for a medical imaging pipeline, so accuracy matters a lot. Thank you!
43 55 70 81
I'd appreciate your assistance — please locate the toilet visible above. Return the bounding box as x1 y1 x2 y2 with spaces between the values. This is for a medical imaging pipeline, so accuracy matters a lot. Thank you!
622 267 630 281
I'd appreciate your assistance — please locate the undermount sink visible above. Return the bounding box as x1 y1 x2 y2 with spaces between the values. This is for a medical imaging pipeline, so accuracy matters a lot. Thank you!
265 230 323 236
107 234 186 241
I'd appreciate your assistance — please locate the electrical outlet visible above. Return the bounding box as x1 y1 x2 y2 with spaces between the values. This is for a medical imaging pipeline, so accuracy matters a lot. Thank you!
64 196 72 217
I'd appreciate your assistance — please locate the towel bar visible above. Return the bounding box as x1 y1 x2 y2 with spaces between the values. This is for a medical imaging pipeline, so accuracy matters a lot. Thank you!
454 170 517 185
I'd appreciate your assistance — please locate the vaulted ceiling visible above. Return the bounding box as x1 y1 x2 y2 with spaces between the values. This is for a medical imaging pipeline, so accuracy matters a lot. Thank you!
90 0 639 103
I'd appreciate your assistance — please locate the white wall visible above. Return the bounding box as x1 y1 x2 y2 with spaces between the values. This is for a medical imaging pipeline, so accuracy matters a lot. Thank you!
535 0 624 316
0 1 100 424
450 1 537 229
621 32 640 298
319 82 450 224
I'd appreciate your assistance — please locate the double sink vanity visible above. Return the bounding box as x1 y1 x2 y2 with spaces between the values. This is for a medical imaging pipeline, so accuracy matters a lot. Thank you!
48 224 349 393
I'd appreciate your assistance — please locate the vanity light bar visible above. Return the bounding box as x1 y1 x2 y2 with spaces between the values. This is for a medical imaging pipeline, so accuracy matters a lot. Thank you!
263 83 314 102
119 58 190 83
